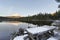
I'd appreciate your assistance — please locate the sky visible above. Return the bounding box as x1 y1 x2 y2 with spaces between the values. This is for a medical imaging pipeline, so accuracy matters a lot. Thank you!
0 0 59 16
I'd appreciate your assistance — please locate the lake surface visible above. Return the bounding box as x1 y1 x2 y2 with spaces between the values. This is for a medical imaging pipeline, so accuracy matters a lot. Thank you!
0 21 37 40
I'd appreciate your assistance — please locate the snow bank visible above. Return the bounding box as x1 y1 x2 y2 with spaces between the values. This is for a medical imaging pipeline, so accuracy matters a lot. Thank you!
47 37 58 40
13 34 28 40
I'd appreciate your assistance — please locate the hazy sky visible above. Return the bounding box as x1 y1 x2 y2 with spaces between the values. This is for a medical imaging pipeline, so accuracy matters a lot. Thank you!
0 0 59 16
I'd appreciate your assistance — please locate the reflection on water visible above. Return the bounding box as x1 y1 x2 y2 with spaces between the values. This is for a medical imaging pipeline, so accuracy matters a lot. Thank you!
6 21 23 26
0 21 37 40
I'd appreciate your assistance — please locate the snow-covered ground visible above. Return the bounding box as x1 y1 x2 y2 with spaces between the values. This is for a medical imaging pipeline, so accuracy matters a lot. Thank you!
47 30 60 40
47 37 58 40
13 20 60 40
13 34 28 40
13 30 60 40
13 25 60 40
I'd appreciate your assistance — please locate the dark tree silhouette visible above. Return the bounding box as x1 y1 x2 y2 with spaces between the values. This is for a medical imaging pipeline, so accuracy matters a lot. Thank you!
58 5 60 8
55 0 60 8
55 0 60 3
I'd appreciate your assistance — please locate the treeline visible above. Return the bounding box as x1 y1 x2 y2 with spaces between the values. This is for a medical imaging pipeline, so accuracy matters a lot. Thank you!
19 10 60 22
52 10 60 19
0 10 60 22
18 10 60 25
0 10 60 25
